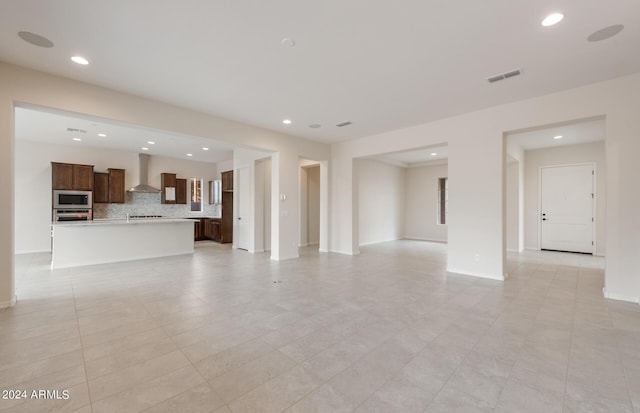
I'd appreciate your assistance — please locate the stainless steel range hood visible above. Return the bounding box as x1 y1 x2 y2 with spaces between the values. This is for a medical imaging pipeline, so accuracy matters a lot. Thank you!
128 153 161 193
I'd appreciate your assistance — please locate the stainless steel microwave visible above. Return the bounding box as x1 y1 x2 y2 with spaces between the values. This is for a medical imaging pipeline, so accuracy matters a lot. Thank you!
53 190 92 209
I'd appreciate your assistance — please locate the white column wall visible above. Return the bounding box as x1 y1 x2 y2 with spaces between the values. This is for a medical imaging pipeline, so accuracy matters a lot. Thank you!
604 85 640 303
270 151 301 260
0 97 16 307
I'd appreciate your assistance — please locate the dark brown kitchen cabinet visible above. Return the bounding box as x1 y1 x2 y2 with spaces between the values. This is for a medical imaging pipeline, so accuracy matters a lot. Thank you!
52 162 94 190
93 172 109 203
94 168 125 203
108 168 126 203
219 170 233 244
161 173 177 204
209 219 221 242
221 170 233 192
176 178 187 205
193 219 202 240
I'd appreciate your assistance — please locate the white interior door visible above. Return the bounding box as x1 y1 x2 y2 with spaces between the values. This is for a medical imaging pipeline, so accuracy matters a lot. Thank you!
237 167 250 250
540 164 594 253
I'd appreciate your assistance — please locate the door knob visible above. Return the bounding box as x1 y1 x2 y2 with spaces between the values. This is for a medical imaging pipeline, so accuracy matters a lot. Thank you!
542 218 547 221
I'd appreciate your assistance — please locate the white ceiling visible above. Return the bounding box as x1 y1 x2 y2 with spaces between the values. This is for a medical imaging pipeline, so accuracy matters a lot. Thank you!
373 117 605 167
508 118 605 151
0 1 638 144
372 145 449 168
14 107 235 163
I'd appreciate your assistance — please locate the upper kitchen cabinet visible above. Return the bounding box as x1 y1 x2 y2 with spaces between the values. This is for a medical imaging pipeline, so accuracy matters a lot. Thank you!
176 178 187 205
94 168 125 203
161 172 177 204
221 170 233 192
93 172 109 203
108 169 126 203
52 162 94 190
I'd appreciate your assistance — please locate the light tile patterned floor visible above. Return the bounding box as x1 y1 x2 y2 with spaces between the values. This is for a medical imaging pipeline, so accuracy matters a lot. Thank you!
1 240 639 412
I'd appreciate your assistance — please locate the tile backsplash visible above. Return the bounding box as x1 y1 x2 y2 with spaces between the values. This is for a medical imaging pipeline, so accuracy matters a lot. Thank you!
93 192 220 218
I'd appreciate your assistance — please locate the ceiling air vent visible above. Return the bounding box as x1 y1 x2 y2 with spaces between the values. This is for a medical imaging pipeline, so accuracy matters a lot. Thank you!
487 69 522 83
66 127 87 133
336 121 352 127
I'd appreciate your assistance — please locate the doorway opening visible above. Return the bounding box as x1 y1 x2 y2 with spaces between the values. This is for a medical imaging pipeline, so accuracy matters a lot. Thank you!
504 116 605 259
299 159 321 250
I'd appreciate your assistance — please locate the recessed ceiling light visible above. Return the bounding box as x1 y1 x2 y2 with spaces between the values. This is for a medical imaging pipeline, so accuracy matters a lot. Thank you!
431 153 437 156
18 31 54 48
541 13 564 27
186 153 193 157
141 147 149 150
73 137 82 142
98 133 107 137
147 141 155 145
202 147 209 151
553 135 563 140
282 119 292 125
70 56 89 65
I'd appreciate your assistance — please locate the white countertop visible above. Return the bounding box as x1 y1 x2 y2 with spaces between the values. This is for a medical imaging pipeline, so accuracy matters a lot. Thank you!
53 218 195 227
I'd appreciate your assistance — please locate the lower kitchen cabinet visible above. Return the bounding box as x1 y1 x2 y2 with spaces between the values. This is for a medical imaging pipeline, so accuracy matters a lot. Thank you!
207 219 221 242
193 218 204 241
192 218 223 242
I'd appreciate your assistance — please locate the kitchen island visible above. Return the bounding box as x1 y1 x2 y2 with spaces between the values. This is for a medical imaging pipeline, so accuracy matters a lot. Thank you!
51 218 194 268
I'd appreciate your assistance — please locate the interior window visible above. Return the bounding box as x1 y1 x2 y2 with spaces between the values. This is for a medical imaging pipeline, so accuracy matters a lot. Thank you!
190 178 203 212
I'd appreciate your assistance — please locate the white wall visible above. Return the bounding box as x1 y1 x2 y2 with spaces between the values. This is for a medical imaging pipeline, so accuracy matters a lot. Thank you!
260 158 272 251
233 148 272 253
506 161 520 251
524 141 606 255
299 161 320 247
404 163 448 242
14 139 219 253
357 159 405 246
307 166 320 246
217 159 233 175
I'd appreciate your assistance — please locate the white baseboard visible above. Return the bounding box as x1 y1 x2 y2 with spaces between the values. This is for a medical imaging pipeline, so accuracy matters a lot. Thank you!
447 268 506 281
15 249 50 255
359 238 400 247
403 237 448 243
0 295 17 309
330 248 360 256
603 287 639 305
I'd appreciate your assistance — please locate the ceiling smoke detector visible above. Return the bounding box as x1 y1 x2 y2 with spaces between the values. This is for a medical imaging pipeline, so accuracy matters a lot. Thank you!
336 121 352 127
487 69 522 83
